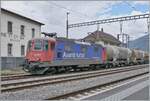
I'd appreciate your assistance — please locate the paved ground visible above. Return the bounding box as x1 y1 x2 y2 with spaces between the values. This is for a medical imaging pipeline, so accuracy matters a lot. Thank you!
123 86 149 100
82 75 149 101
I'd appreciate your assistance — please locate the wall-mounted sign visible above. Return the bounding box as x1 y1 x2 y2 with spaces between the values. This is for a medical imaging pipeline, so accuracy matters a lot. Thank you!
0 32 21 42
1 32 7 37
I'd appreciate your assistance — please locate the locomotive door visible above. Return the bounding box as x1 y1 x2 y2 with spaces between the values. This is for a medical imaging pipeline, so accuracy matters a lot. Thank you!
56 41 64 59
49 41 55 61
44 40 55 61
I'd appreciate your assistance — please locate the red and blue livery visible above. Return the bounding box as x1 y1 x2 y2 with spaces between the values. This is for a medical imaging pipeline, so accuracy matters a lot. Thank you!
23 37 106 74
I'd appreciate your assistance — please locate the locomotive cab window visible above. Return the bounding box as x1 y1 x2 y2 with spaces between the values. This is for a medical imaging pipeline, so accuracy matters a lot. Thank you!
34 40 42 50
44 40 49 51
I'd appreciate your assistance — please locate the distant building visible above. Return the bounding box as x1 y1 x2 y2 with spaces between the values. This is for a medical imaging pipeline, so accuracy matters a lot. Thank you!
0 8 44 69
82 28 121 46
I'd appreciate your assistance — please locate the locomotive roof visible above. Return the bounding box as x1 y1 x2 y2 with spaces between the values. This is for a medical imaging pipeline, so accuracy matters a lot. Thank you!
56 37 103 47
31 37 56 41
30 37 104 47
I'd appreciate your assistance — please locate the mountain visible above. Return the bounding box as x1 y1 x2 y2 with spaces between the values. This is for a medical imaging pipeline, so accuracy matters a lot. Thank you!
129 34 149 52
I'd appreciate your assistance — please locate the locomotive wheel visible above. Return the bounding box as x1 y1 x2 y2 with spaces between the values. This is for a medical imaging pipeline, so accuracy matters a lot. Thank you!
96 65 100 70
105 64 109 68
64 66 71 73
44 67 57 75
88 66 94 70
109 64 111 68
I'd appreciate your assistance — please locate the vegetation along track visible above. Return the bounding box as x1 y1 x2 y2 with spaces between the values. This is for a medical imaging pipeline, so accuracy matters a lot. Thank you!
1 64 148 93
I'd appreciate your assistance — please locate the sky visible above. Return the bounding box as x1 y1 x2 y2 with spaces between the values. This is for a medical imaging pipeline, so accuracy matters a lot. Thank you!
1 1 150 40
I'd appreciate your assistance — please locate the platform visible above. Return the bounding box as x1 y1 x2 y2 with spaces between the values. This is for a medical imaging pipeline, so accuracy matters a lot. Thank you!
81 75 149 101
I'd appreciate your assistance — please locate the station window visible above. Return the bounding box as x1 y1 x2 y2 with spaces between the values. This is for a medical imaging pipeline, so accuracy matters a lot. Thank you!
27 40 32 51
32 28 35 38
8 21 13 34
21 25 25 36
21 45 25 56
8 43 13 56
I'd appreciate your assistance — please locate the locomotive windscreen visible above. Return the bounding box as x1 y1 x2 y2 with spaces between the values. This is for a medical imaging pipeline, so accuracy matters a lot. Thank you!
34 40 42 50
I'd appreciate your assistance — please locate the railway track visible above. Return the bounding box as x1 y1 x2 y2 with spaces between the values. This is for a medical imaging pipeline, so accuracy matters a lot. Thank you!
1 74 53 81
1 64 148 93
47 73 148 100
1 64 148 81
1 74 32 81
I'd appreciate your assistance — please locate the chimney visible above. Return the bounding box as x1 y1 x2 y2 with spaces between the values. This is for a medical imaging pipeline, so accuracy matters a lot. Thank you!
88 32 92 35
101 28 103 32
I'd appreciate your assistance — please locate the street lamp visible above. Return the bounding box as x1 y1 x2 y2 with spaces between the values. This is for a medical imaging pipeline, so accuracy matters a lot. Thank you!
66 12 69 39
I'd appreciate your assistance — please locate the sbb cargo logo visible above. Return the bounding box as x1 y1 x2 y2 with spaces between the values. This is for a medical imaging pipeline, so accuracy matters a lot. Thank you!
63 52 85 58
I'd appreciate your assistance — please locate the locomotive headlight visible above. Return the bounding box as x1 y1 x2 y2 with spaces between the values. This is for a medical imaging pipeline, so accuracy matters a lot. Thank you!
34 53 41 57
37 58 40 61
33 54 41 61
35 57 40 61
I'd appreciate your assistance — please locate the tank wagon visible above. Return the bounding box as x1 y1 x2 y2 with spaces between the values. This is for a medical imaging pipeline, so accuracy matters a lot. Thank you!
106 45 132 67
23 37 149 74
130 49 146 64
117 47 132 64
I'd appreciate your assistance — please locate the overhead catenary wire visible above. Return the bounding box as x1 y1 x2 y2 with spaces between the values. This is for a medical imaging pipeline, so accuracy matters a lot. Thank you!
49 1 94 20
123 1 138 11
123 1 138 24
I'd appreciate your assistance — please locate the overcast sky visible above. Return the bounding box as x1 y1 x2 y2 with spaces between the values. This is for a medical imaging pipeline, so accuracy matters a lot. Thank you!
1 1 149 40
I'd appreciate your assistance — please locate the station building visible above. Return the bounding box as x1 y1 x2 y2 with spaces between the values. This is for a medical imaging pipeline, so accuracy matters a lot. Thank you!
82 28 121 46
0 8 44 69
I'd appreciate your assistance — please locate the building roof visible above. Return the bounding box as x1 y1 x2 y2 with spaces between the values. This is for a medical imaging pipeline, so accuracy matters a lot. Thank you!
83 29 121 46
1 8 44 25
